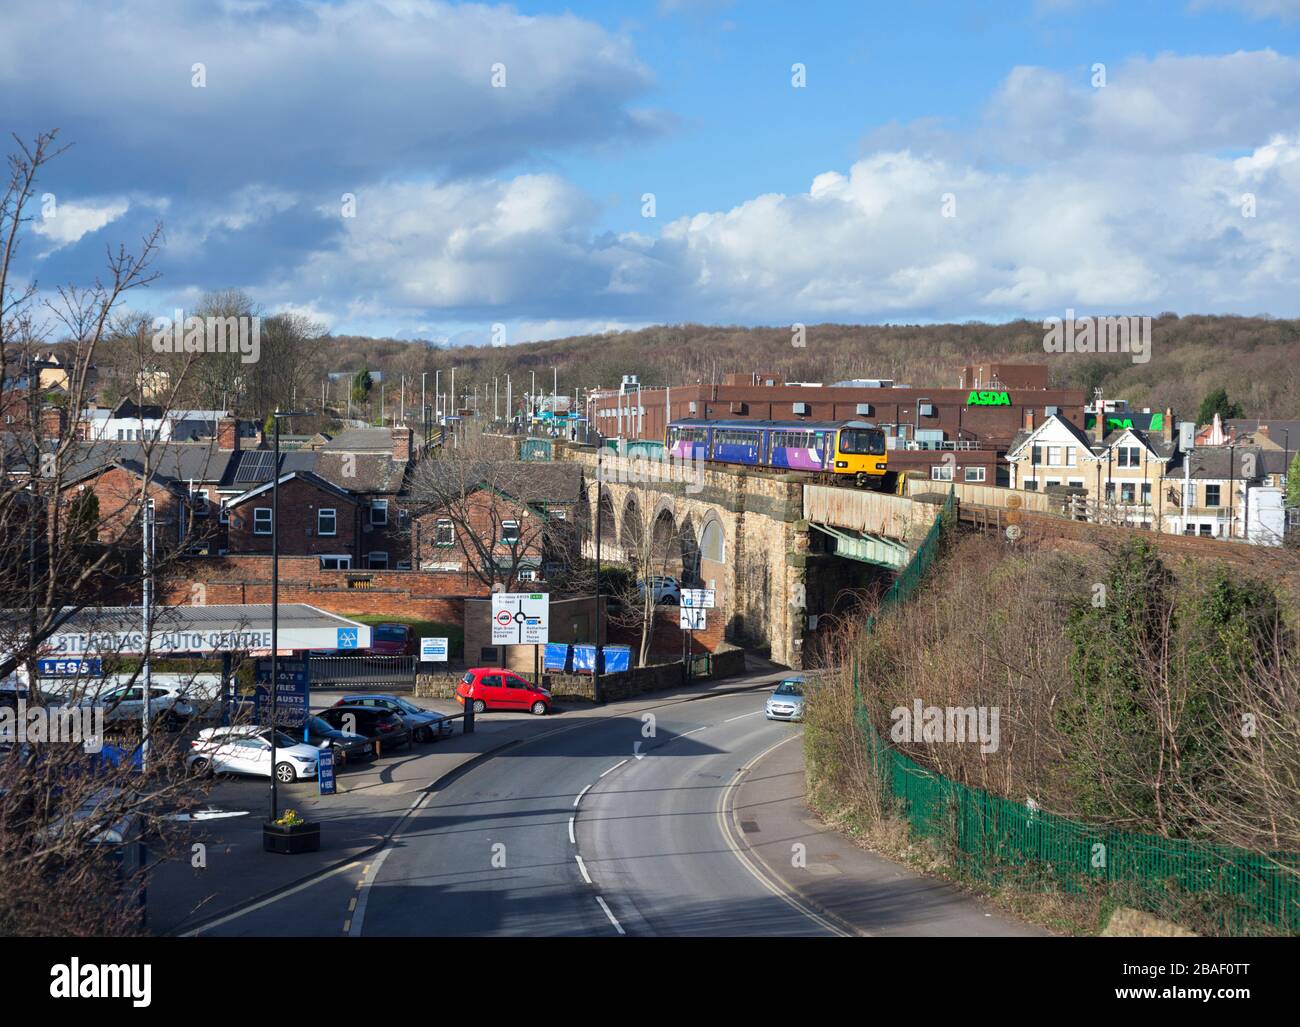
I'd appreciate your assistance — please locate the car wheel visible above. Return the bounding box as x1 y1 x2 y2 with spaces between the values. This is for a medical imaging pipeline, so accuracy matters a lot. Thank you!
472 699 486 714
274 762 296 784
189 757 211 777
414 725 432 744
530 701 547 716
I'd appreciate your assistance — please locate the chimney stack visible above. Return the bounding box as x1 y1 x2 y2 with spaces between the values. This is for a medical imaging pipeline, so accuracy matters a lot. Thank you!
391 426 412 462
1022 407 1034 432
217 416 239 451
1163 407 1174 444
40 404 65 441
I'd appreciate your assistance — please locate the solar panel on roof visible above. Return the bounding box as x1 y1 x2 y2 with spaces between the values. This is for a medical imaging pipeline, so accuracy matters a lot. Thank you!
234 450 274 483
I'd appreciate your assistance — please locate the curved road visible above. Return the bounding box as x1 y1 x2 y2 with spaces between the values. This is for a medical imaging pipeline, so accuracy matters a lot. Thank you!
195 686 1028 937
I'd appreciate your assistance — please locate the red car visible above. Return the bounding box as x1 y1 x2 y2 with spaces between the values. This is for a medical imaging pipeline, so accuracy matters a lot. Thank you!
456 668 552 716
366 622 415 656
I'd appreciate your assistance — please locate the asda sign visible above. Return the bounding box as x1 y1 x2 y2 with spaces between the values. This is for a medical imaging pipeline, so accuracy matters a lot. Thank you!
966 390 1011 406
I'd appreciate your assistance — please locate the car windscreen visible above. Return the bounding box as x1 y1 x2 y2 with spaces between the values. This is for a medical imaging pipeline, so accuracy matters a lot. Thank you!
774 681 803 696
374 626 407 642
394 698 423 713
307 716 336 734
839 428 886 456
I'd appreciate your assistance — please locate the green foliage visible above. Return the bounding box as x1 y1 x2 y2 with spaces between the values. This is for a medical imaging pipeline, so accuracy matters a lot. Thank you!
67 490 99 541
1058 541 1176 822
1196 387 1243 426
351 368 373 404
1287 452 1300 507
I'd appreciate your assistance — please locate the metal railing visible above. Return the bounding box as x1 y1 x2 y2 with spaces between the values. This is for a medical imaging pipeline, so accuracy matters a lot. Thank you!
851 485 1299 934
308 654 417 688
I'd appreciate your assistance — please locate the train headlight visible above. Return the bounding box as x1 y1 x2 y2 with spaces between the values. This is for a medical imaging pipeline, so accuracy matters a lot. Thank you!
875 462 887 470
835 460 847 468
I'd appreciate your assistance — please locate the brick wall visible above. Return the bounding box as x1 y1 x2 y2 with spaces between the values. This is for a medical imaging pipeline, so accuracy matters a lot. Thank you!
75 465 184 545
160 554 485 623
227 476 361 557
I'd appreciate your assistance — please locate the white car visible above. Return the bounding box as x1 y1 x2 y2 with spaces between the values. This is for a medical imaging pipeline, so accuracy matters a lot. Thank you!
187 726 319 783
83 682 196 726
637 575 681 605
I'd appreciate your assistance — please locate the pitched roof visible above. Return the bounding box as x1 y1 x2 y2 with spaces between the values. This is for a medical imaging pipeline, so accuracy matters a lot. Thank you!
221 448 318 488
415 460 584 508
321 427 397 452
226 470 360 506
313 451 407 494
59 441 235 487
1185 446 1286 480
1100 427 1177 461
1005 414 1094 460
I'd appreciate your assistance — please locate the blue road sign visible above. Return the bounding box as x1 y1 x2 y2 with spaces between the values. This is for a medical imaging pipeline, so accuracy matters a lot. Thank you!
254 658 310 727
337 627 359 649
318 746 337 795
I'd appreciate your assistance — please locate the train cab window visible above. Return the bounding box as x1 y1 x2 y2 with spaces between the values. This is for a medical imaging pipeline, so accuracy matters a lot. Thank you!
839 428 885 455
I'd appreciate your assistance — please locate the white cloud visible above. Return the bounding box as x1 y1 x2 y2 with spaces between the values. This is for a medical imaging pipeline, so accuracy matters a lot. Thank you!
30 198 130 251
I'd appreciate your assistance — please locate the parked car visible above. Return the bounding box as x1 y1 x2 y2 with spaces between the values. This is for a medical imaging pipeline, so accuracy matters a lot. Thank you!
316 706 413 751
637 575 681 605
365 623 415 656
456 669 552 716
187 726 319 783
86 682 196 727
303 716 375 763
331 694 453 743
764 676 805 722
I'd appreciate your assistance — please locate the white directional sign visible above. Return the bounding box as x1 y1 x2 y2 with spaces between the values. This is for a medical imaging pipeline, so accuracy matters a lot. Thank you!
420 637 449 662
680 588 716 609
679 607 707 630
491 592 550 645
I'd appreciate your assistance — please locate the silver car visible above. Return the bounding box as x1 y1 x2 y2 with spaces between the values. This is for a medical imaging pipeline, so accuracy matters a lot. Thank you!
764 677 805 722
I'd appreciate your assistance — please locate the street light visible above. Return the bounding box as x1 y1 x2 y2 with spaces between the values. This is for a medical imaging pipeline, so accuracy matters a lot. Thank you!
268 409 309 823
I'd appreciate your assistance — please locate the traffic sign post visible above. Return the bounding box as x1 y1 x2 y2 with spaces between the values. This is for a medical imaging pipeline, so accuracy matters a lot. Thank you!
679 606 706 681
680 588 715 609
491 593 550 646
318 746 337 796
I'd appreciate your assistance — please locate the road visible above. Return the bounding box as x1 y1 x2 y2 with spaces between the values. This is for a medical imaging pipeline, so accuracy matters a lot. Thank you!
194 685 1034 937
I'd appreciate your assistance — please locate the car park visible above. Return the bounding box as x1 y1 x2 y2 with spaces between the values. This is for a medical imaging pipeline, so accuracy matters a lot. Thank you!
84 682 196 728
764 676 805 722
302 716 375 763
331 694 453 742
187 726 319 783
316 705 413 751
456 669 552 715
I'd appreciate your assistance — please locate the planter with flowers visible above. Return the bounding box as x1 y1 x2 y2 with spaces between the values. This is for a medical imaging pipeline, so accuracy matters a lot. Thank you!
263 809 320 854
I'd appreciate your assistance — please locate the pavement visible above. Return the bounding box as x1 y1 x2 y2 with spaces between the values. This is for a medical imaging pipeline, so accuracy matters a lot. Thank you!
174 666 1043 938
728 729 1043 936
151 667 783 935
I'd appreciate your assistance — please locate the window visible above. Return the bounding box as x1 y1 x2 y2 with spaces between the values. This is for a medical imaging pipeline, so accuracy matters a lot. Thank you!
1199 524 1212 537
370 499 388 526
1205 484 1221 507
518 568 538 582
218 498 230 524
1046 479 1061 488
190 487 209 515
1047 446 1062 466
253 508 272 535
367 551 389 569
318 508 337 536
1023 479 1038 491
501 519 520 543
550 509 566 520
1116 446 1141 468
1068 479 1084 489
1121 483 1135 503
930 464 953 481
396 561 412 571
839 428 885 455
397 508 410 529
1141 482 1152 504
1105 483 1115 501
319 555 351 570
963 466 986 483
1030 445 1042 465
434 518 455 546
1066 446 1077 467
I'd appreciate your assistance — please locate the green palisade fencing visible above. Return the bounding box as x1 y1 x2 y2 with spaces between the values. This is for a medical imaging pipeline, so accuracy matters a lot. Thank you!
853 486 1300 934
521 438 553 461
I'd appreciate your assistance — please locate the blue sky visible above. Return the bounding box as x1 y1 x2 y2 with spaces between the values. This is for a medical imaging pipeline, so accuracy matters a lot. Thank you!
2 0 1299 343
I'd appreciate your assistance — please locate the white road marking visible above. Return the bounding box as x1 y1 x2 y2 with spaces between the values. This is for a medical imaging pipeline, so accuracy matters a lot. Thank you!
568 816 576 844
595 895 625 935
724 710 761 723
599 759 628 778
575 854 593 884
349 846 394 937
573 784 591 807
716 733 855 938
181 858 363 936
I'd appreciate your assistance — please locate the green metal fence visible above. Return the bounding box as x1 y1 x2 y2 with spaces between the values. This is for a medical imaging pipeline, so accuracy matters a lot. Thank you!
853 485 1300 934
521 438 553 461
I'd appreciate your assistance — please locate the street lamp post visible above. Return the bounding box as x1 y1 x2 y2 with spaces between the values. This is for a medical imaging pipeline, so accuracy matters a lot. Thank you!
593 444 604 705
269 409 308 823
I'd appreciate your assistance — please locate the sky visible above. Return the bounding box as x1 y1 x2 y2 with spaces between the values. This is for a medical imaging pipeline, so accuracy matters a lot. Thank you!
3 0 1300 345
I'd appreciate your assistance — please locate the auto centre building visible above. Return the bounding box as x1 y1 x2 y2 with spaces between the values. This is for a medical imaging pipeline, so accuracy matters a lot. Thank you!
36 604 371 657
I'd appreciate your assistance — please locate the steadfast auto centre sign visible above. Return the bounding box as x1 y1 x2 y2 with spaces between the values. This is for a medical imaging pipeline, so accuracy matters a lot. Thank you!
45 624 365 656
